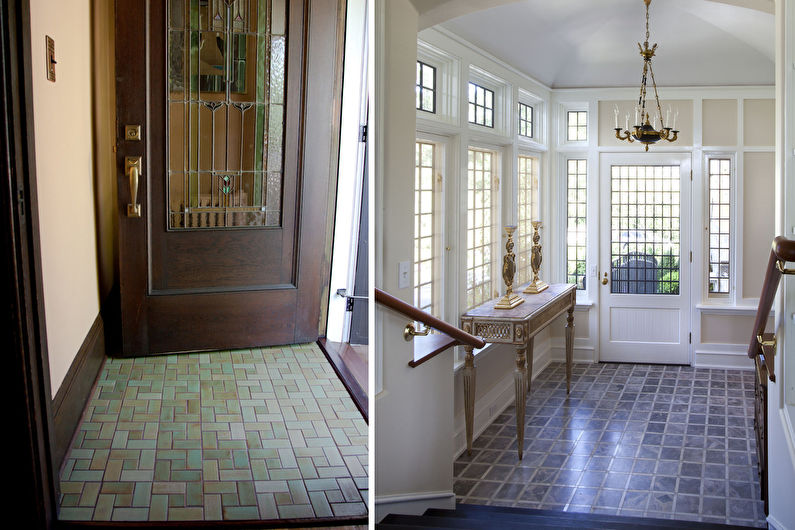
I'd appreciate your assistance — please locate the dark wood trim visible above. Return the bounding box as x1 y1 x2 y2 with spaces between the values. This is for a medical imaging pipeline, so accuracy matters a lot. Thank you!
409 334 460 368
2 0 58 528
52 313 106 474
375 287 486 349
317 339 368 423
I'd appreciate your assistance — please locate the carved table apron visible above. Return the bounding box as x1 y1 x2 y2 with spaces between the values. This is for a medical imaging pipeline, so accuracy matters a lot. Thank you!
460 283 576 459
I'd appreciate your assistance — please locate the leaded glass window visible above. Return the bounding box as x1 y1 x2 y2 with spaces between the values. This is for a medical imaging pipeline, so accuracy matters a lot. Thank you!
610 165 681 295
414 141 437 316
518 102 533 138
567 110 587 141
468 83 494 128
566 160 587 289
167 0 285 229
416 61 436 113
466 148 496 310
708 158 731 294
516 155 538 286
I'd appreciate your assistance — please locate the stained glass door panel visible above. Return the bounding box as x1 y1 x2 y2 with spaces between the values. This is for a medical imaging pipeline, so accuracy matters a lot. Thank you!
167 0 285 229
116 0 344 355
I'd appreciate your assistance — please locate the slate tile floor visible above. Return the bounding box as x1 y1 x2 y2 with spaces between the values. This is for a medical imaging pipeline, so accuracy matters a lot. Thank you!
58 343 368 522
454 362 767 528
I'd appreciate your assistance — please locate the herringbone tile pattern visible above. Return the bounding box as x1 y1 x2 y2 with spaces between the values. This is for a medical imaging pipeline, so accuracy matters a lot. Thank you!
58 344 368 522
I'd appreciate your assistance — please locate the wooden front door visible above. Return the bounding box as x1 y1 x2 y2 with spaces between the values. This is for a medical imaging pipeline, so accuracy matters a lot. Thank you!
115 0 343 355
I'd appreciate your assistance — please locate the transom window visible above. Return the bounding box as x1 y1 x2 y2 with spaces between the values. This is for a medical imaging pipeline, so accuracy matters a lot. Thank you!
517 155 539 286
468 83 494 128
414 141 437 315
708 158 731 294
566 160 587 289
567 111 588 141
466 148 496 310
416 61 436 113
518 102 533 138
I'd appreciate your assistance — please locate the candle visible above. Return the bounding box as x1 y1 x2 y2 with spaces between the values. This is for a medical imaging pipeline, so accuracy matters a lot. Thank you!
665 105 671 127
625 113 629 131
652 115 657 129
634 106 639 125
614 105 619 128
672 110 678 130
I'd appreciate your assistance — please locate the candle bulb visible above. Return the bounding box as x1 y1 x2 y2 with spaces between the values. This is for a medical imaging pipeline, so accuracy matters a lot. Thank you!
614 105 619 128
634 106 639 125
625 113 629 131
652 115 657 129
672 110 678 130
665 105 671 127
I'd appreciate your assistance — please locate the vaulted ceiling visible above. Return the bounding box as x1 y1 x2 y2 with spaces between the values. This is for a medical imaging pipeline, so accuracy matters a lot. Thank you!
414 0 774 89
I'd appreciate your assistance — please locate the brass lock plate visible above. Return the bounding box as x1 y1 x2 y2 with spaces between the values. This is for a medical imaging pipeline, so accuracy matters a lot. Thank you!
125 125 142 141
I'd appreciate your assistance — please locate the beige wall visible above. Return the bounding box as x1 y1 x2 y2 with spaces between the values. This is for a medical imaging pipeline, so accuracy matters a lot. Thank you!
30 0 116 395
701 313 773 344
703 99 738 146
744 151 775 299
744 98 775 146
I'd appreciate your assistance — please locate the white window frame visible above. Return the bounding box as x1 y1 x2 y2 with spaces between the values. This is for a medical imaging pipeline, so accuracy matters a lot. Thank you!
462 145 502 312
516 151 541 287
518 88 545 148
413 140 445 322
468 66 509 136
417 40 459 126
560 103 589 147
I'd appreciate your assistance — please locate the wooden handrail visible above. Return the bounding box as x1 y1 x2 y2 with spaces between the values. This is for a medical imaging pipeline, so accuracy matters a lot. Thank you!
747 236 795 382
375 288 486 349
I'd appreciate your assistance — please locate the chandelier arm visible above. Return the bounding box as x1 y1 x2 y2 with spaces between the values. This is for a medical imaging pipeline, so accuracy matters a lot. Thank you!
647 59 665 129
639 60 649 123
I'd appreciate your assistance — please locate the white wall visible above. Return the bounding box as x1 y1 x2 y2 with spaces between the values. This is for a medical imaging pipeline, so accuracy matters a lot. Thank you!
29 0 102 395
768 1 795 528
374 0 457 520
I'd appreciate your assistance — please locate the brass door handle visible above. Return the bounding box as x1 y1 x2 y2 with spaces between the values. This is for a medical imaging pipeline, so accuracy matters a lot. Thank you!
125 156 141 217
601 272 609 285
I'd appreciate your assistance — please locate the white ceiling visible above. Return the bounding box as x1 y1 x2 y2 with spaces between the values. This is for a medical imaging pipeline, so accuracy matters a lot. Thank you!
430 0 774 88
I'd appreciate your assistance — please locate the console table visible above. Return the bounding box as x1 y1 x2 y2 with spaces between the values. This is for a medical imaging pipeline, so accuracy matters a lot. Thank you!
459 283 576 459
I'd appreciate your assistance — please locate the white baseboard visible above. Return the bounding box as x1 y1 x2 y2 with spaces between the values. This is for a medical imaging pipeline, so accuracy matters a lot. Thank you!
453 338 553 458
767 514 789 530
694 344 754 370
374 491 455 522
550 343 597 363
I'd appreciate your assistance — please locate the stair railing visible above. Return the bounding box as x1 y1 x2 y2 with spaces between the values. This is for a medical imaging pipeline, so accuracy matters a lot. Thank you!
375 288 486 367
748 235 795 382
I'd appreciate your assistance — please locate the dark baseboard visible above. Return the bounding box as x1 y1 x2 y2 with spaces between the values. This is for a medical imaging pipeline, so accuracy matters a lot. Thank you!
51 313 106 474
317 338 368 423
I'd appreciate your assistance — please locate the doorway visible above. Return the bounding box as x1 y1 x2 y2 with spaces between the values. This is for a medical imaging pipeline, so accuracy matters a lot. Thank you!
599 153 692 365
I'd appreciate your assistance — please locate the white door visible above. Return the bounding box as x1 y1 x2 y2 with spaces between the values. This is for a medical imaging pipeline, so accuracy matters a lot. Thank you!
599 153 691 364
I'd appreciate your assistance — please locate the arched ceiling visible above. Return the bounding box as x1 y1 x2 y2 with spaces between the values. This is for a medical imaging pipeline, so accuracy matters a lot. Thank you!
415 0 774 88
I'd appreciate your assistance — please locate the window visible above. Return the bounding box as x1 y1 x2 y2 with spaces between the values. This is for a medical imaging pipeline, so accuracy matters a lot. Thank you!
414 141 437 315
566 159 587 290
518 102 533 138
567 110 587 141
466 148 496 309
416 61 436 113
468 83 494 128
516 155 538 286
708 158 731 294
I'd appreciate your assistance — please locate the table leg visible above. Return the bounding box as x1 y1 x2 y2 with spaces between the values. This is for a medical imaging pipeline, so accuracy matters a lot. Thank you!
514 343 527 460
526 336 534 393
463 346 476 456
566 306 574 394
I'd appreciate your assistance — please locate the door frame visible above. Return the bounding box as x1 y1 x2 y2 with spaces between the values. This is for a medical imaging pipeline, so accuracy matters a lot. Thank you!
598 151 693 365
2 0 59 526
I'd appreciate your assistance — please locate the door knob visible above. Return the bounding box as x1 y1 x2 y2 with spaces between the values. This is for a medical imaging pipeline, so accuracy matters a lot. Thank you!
125 156 141 218
601 272 609 285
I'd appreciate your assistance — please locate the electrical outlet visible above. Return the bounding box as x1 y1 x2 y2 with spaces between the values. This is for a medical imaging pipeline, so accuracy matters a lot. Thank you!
398 261 410 289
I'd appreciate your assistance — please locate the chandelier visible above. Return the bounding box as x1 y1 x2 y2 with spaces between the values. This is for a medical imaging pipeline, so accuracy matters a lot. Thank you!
614 0 678 151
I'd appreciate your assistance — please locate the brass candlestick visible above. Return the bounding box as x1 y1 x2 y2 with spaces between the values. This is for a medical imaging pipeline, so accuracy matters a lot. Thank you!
495 226 524 310
524 221 549 294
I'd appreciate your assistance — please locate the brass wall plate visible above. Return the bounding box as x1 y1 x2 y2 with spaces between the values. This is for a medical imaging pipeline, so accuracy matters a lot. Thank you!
46 36 56 82
125 125 142 141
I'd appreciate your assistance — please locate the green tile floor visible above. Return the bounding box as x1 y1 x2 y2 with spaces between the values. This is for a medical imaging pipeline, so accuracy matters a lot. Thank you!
58 343 368 522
